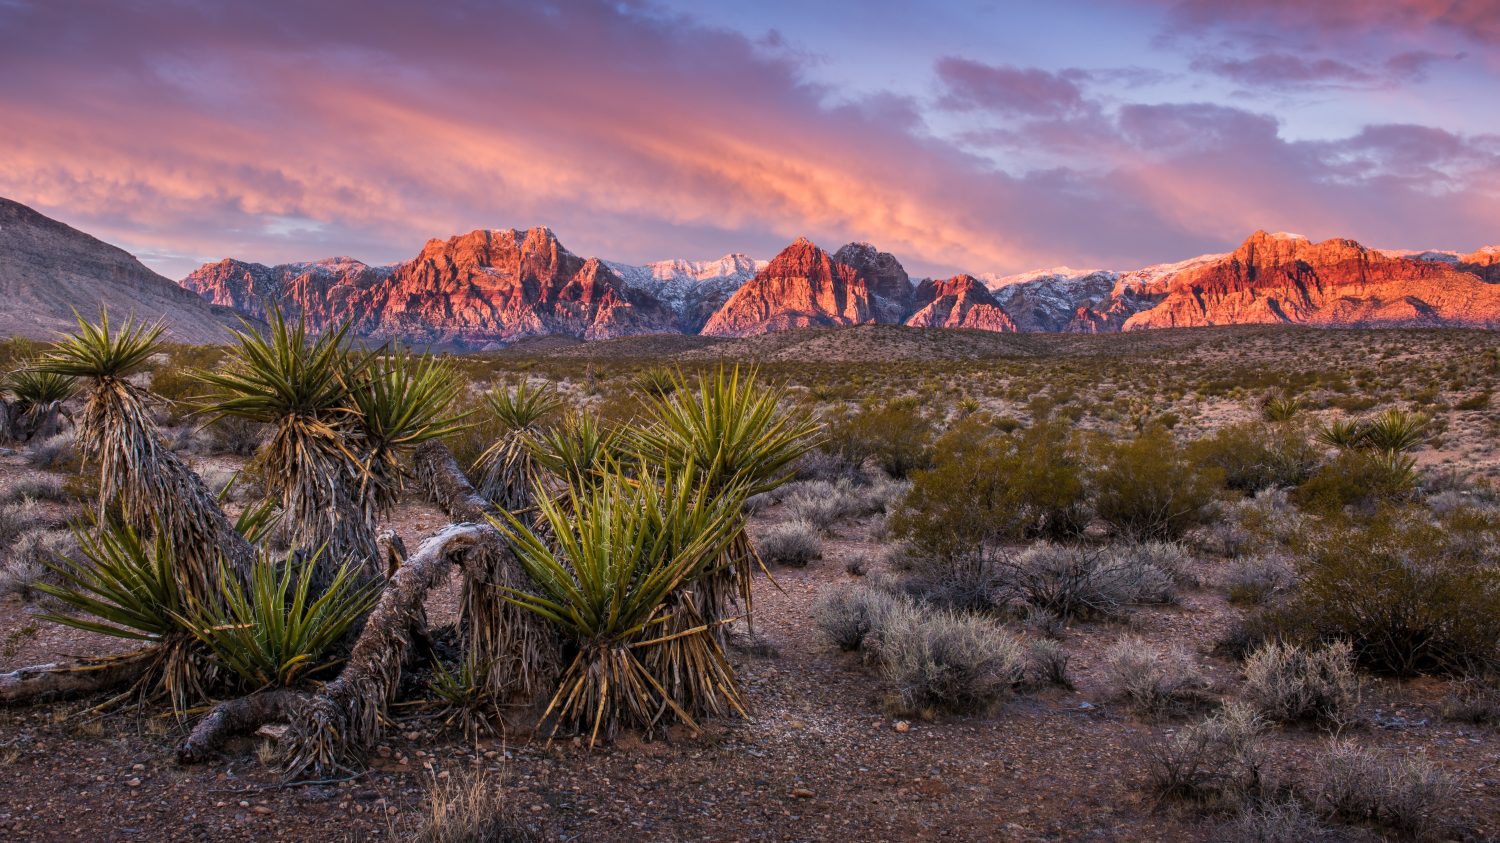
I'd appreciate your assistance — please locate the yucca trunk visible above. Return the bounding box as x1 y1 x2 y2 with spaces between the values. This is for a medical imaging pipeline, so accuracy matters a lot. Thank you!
284 522 504 776
414 441 559 702
79 375 255 601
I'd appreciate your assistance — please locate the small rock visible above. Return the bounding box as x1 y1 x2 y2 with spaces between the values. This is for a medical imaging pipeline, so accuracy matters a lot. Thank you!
791 787 814 799
894 721 911 733
255 724 289 740
126 778 142 788
251 805 272 816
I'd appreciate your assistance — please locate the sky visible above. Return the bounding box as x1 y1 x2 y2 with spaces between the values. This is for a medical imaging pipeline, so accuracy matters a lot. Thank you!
1 0 1498 280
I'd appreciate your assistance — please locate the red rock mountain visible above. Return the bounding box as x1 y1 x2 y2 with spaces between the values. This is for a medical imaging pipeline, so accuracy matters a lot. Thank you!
1123 231 1500 330
905 275 1017 332
0 197 243 342
185 228 676 348
700 238 885 337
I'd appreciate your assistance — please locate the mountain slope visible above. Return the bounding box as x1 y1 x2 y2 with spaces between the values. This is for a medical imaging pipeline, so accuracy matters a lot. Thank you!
604 254 764 333
0 197 244 342
1123 231 1500 330
700 238 882 337
905 275 1017 332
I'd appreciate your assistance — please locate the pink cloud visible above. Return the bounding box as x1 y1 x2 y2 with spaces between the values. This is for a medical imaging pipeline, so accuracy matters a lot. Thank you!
0 0 1495 282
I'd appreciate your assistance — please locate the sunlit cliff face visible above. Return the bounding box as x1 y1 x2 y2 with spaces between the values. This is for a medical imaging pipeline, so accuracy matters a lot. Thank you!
1 0 1497 279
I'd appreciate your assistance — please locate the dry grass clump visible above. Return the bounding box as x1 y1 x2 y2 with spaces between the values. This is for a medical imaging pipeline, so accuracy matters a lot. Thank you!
1222 799 1328 843
756 519 822 567
814 584 1025 717
5 475 70 503
0 497 42 546
1312 741 1454 839
1026 638 1072 688
1241 641 1359 726
993 542 1181 621
24 431 77 471
403 769 548 843
1439 677 1500 726
870 601 1026 718
1221 554 1295 606
1146 702 1269 806
813 583 903 652
0 527 76 601
1102 636 1211 717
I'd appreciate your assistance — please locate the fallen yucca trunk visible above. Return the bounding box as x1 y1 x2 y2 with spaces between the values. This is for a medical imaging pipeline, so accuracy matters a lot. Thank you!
414 440 559 706
284 522 505 776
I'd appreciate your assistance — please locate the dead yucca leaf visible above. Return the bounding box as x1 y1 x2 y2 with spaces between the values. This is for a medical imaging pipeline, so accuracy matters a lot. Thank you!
493 462 745 746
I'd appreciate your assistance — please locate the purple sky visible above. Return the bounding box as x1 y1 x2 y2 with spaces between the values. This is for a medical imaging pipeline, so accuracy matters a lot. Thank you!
1 0 1497 279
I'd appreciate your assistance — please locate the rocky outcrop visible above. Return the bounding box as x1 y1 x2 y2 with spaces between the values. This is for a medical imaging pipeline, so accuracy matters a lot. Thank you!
0 197 244 342
181 257 393 325
833 242 912 322
185 228 678 348
1123 231 1500 330
904 275 1017 332
700 238 880 337
1460 247 1500 283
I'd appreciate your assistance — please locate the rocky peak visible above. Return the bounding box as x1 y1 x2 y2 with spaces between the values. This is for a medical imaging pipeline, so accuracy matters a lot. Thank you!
904 274 1016 332
700 237 878 337
833 241 912 311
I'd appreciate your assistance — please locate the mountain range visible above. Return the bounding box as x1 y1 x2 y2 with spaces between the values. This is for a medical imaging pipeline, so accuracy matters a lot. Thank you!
2 196 1498 348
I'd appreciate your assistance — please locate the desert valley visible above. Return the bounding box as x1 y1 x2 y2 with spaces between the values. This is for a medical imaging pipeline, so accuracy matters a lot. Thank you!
4 1 1500 841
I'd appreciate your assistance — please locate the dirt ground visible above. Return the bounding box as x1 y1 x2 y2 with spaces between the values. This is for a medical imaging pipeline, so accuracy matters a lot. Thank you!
2 465 1497 842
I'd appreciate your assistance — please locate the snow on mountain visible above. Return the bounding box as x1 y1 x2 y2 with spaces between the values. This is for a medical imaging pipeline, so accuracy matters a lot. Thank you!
605 254 766 332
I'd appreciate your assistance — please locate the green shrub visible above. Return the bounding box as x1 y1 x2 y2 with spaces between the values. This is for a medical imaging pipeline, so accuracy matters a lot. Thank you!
891 420 1086 560
1272 509 1500 676
1188 423 1320 493
1088 427 1221 540
1291 450 1417 514
823 397 935 479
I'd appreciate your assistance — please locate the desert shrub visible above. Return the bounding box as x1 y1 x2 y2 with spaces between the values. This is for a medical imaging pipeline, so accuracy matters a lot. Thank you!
822 397 936 479
0 497 41 546
870 602 1025 717
1146 702 1269 806
813 583 902 651
1027 638 1072 688
1292 450 1418 514
5 475 70 503
200 415 266 456
1223 799 1328 843
1241 641 1359 725
1439 677 1500 726
1271 509 1500 676
1222 554 1294 606
1311 741 1453 838
1188 423 1320 494
896 550 1005 613
1105 541 1197 590
994 542 1177 620
791 449 865 484
891 420 1087 560
756 520 822 567
1102 636 1210 717
0 528 76 601
1088 426 1221 540
1261 396 1302 423
25 431 77 471
783 478 879 529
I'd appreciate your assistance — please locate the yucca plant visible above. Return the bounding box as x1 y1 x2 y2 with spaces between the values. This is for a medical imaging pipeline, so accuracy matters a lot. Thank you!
1316 417 1367 450
473 379 561 510
493 463 745 746
196 310 372 585
3 363 74 441
425 657 503 740
528 411 617 494
39 310 253 601
182 552 379 689
631 367 678 399
36 520 211 714
1262 396 1301 423
631 366 820 626
344 345 468 518
1361 409 1427 453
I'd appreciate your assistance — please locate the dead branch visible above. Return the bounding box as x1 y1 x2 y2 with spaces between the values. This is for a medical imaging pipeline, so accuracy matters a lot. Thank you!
177 688 308 764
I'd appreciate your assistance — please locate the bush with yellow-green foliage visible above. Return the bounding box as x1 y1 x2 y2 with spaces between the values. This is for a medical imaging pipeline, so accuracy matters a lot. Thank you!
1267 507 1500 676
1187 422 1320 494
1088 426 1222 540
821 396 936 479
